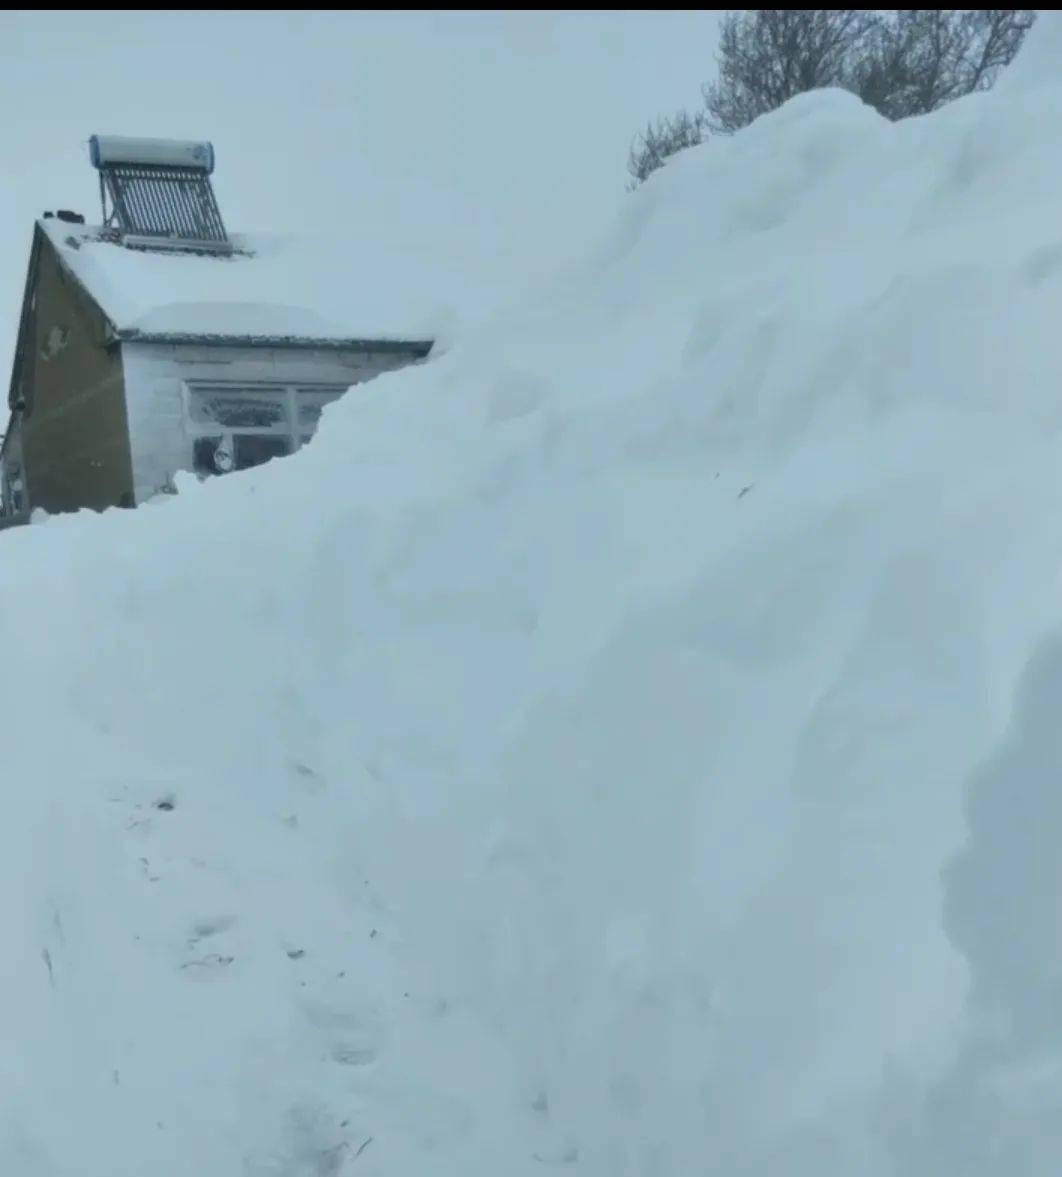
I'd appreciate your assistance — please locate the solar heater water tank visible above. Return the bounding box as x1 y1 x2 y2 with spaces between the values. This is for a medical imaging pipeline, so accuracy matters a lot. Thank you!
88 132 230 252
89 135 215 174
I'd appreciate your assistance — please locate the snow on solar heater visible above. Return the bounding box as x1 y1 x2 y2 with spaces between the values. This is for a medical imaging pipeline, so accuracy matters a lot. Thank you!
89 135 231 254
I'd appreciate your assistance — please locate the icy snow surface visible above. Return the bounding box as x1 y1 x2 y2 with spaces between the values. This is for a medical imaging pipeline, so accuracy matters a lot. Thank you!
6 17 1062 1176
37 218 483 342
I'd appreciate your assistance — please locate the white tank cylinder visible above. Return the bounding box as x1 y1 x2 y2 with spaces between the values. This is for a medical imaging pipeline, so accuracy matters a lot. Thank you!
89 135 215 173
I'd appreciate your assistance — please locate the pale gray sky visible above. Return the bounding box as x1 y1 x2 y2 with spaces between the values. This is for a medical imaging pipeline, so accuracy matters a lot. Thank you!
0 10 722 367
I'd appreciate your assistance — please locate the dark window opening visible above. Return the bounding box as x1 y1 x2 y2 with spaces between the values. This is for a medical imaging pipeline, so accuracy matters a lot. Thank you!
193 434 291 477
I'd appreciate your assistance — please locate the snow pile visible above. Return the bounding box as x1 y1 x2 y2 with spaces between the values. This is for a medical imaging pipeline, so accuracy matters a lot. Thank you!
5 17 1062 1175
38 218 489 342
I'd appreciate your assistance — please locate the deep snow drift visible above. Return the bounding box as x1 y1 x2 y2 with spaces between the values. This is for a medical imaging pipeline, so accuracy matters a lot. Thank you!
4 17 1062 1176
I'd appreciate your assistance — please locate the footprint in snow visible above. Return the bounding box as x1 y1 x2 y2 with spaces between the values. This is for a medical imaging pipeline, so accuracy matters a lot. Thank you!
330 1045 377 1067
180 953 235 977
187 914 237 947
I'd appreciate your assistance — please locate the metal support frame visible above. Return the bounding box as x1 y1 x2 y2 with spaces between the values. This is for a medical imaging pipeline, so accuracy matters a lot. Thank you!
98 163 230 253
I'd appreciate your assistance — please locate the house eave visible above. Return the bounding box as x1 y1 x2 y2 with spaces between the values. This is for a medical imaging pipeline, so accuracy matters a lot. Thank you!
116 329 434 357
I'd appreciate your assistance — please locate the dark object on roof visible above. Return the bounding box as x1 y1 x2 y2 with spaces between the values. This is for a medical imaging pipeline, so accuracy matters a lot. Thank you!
56 210 85 224
89 134 230 255
42 211 54 219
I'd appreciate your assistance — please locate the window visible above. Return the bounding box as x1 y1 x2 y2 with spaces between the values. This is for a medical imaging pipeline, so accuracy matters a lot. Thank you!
185 382 346 478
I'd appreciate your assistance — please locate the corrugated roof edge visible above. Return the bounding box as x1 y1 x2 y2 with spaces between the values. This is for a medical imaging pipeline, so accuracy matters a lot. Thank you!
117 330 434 355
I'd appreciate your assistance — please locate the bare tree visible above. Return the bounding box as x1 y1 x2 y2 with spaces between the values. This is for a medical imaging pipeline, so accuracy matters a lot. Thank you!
853 10 1037 120
626 109 708 190
703 9 878 134
626 9 1036 187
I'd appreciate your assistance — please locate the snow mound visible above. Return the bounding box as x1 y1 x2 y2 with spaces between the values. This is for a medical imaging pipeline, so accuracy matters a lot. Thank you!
127 299 352 340
4 22 1062 1177
38 220 471 342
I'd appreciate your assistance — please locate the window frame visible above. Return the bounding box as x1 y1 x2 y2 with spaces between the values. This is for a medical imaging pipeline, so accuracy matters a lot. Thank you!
182 379 348 476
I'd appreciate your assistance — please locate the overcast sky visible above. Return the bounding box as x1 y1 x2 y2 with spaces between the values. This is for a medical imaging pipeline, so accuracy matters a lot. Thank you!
0 10 722 369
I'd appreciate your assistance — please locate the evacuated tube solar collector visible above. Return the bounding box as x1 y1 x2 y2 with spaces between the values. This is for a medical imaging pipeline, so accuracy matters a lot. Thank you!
89 133 231 254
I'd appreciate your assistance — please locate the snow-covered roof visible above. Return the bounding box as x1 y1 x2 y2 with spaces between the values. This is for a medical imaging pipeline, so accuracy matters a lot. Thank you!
38 216 443 345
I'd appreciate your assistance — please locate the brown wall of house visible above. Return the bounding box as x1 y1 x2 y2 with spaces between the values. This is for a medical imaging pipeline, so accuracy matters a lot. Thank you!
17 234 133 513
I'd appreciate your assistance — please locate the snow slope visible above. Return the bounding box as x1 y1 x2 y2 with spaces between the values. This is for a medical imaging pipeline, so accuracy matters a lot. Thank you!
4 16 1062 1176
